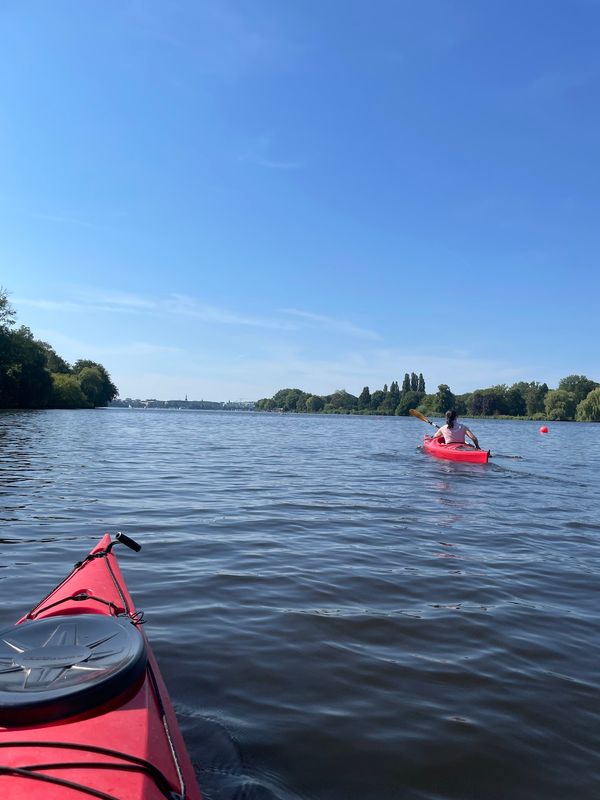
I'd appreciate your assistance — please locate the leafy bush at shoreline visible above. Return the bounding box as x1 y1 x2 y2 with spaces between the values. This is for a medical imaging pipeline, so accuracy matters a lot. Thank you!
575 387 600 422
0 288 117 409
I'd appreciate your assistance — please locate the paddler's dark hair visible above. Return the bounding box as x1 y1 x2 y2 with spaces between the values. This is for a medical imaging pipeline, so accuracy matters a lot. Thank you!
446 409 457 429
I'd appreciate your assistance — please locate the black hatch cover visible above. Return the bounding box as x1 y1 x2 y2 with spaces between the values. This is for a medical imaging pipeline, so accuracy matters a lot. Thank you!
0 613 147 726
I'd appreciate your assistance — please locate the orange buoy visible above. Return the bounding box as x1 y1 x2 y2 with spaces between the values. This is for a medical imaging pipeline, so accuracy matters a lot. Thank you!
539 425 549 434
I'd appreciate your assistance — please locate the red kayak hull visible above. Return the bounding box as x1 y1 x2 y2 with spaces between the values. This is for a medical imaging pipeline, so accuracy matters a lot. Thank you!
0 534 202 800
423 435 490 464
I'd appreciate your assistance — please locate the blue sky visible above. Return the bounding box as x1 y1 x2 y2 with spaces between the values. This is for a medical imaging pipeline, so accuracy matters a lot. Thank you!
1 0 599 401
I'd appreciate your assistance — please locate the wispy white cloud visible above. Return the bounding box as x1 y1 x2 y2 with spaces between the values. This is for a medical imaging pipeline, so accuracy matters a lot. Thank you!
283 308 381 340
74 288 157 310
239 134 305 170
14 298 86 313
16 288 295 331
14 294 152 316
165 294 294 329
247 156 305 170
0 194 129 230
521 69 598 99
125 1 300 80
0 207 113 231
34 329 182 361
17 289 380 342
27 211 103 228
119 341 182 356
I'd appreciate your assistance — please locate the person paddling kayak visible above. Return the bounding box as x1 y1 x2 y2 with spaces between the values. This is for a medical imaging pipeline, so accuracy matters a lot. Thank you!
435 409 480 449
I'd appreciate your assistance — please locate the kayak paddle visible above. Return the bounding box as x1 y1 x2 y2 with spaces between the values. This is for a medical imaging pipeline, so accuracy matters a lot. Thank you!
409 408 439 429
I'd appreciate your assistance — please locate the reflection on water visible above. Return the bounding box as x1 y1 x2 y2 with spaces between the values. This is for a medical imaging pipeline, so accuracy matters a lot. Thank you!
1 409 599 799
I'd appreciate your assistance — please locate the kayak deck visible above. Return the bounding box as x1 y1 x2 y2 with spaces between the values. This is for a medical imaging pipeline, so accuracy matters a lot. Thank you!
0 533 201 800
423 435 490 464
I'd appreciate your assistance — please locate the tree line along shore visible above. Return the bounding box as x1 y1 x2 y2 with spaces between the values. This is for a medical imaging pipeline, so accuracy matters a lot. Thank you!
256 372 600 422
1 288 116 409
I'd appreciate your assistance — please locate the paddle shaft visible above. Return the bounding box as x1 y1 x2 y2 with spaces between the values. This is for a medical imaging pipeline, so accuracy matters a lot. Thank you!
409 408 439 428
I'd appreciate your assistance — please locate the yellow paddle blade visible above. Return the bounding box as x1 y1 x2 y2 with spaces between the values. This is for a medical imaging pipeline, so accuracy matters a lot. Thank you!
409 408 432 425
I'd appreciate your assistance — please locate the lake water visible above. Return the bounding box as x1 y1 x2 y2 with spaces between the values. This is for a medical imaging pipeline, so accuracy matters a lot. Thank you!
0 409 599 800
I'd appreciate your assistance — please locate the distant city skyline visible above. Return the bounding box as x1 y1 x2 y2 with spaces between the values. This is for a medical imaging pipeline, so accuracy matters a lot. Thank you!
2 1 599 401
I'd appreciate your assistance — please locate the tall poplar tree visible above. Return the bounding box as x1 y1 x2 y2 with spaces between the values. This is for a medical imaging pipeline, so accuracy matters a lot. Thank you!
358 386 371 410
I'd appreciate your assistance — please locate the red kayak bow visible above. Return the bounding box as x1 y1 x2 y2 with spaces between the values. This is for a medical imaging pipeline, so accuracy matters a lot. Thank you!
0 533 202 800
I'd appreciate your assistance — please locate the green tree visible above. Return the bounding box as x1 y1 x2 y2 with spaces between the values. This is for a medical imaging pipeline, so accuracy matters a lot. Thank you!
73 360 117 406
40 342 71 374
358 386 371 410
51 374 91 409
0 287 16 331
417 394 437 415
0 290 115 409
295 395 308 413
504 384 527 416
306 395 324 413
511 381 548 416
455 393 470 416
544 389 577 421
2 327 53 409
470 386 507 416
402 373 411 394
410 372 418 392
370 389 386 411
271 388 309 411
435 384 455 414
417 373 425 393
378 381 397 414
389 380 401 408
78 367 108 407
329 390 358 411
525 382 548 415
558 375 598 405
0 289 19 406
0 358 20 407
576 387 600 422
255 397 276 411
396 390 425 415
